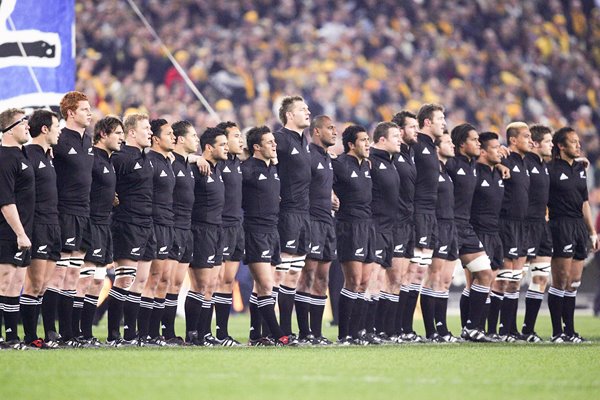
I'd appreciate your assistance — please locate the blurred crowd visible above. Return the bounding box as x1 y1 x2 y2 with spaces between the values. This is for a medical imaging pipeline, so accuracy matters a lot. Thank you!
74 0 600 161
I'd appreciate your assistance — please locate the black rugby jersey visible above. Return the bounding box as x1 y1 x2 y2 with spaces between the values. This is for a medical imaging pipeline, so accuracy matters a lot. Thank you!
89 147 116 225
172 152 195 230
470 163 505 234
524 152 550 222
332 153 372 222
221 153 243 227
274 127 311 213
192 160 225 226
413 133 439 215
112 145 153 227
308 143 334 224
369 147 400 231
500 152 530 220
436 162 454 221
547 159 588 220
394 143 416 221
53 128 94 216
446 154 477 224
241 156 280 233
0 146 35 240
147 150 176 226
26 144 58 225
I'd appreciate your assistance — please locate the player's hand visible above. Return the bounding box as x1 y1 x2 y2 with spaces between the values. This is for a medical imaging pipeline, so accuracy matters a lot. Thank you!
328 151 338 159
590 233 599 252
113 193 120 206
17 233 31 250
576 157 590 169
496 164 511 179
332 192 340 211
499 145 510 158
189 155 211 176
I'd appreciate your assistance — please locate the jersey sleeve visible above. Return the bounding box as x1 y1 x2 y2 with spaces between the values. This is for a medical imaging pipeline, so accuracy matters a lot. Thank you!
0 158 18 207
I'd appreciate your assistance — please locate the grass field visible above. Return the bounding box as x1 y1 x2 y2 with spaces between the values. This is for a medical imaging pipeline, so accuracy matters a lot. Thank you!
1 314 600 400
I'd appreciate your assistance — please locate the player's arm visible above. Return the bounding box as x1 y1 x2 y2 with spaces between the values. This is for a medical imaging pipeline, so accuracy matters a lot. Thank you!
188 154 211 176
582 200 599 251
0 204 31 250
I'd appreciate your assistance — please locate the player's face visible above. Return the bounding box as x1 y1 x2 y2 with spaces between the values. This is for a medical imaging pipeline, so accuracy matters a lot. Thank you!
437 133 454 158
155 124 175 152
401 117 418 145
352 131 370 159
133 118 152 149
535 133 553 157
72 101 92 128
106 125 125 152
288 101 311 130
181 127 199 154
212 134 229 161
430 110 446 138
461 129 480 158
7 114 30 144
482 139 501 165
318 118 337 147
514 128 533 154
383 127 402 154
226 127 244 155
46 116 61 146
258 132 277 160
561 132 581 159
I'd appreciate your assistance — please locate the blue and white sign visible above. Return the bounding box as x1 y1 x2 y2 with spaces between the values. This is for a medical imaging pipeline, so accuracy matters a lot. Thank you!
0 0 75 109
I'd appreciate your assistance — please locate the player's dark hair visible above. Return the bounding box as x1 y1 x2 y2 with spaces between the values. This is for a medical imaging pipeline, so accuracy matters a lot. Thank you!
478 131 499 151
309 115 331 136
416 103 444 129
530 124 552 143
391 110 416 128
216 121 238 132
200 127 226 152
451 123 476 149
552 127 576 160
278 95 304 125
172 120 193 139
246 126 271 152
342 124 367 153
29 109 59 138
150 118 169 138
373 121 399 143
93 115 124 144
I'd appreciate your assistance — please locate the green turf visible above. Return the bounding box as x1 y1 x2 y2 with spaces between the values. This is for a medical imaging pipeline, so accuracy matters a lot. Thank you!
2 315 600 400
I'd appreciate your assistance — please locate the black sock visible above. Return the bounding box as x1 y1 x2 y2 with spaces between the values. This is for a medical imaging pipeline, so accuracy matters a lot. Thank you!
510 291 520 335
309 295 327 338
278 285 295 336
107 286 127 341
123 292 141 340
41 287 60 337
338 288 357 339
71 296 84 338
479 296 491 331
499 291 518 335
3 296 20 341
402 284 420 334
466 284 489 330
487 291 503 334
148 298 165 338
20 294 39 343
385 293 399 336
248 293 262 340
522 289 544 334
137 297 153 339
420 287 436 338
365 296 378 334
214 292 232 340
257 296 284 339
433 291 449 336
294 291 312 337
0 295 4 335
350 293 367 339
58 289 75 339
184 290 203 338
162 293 179 339
375 293 390 335
199 299 213 337
547 287 564 337
395 286 409 335
562 290 577 336
261 289 278 337
81 295 99 339
459 288 470 328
